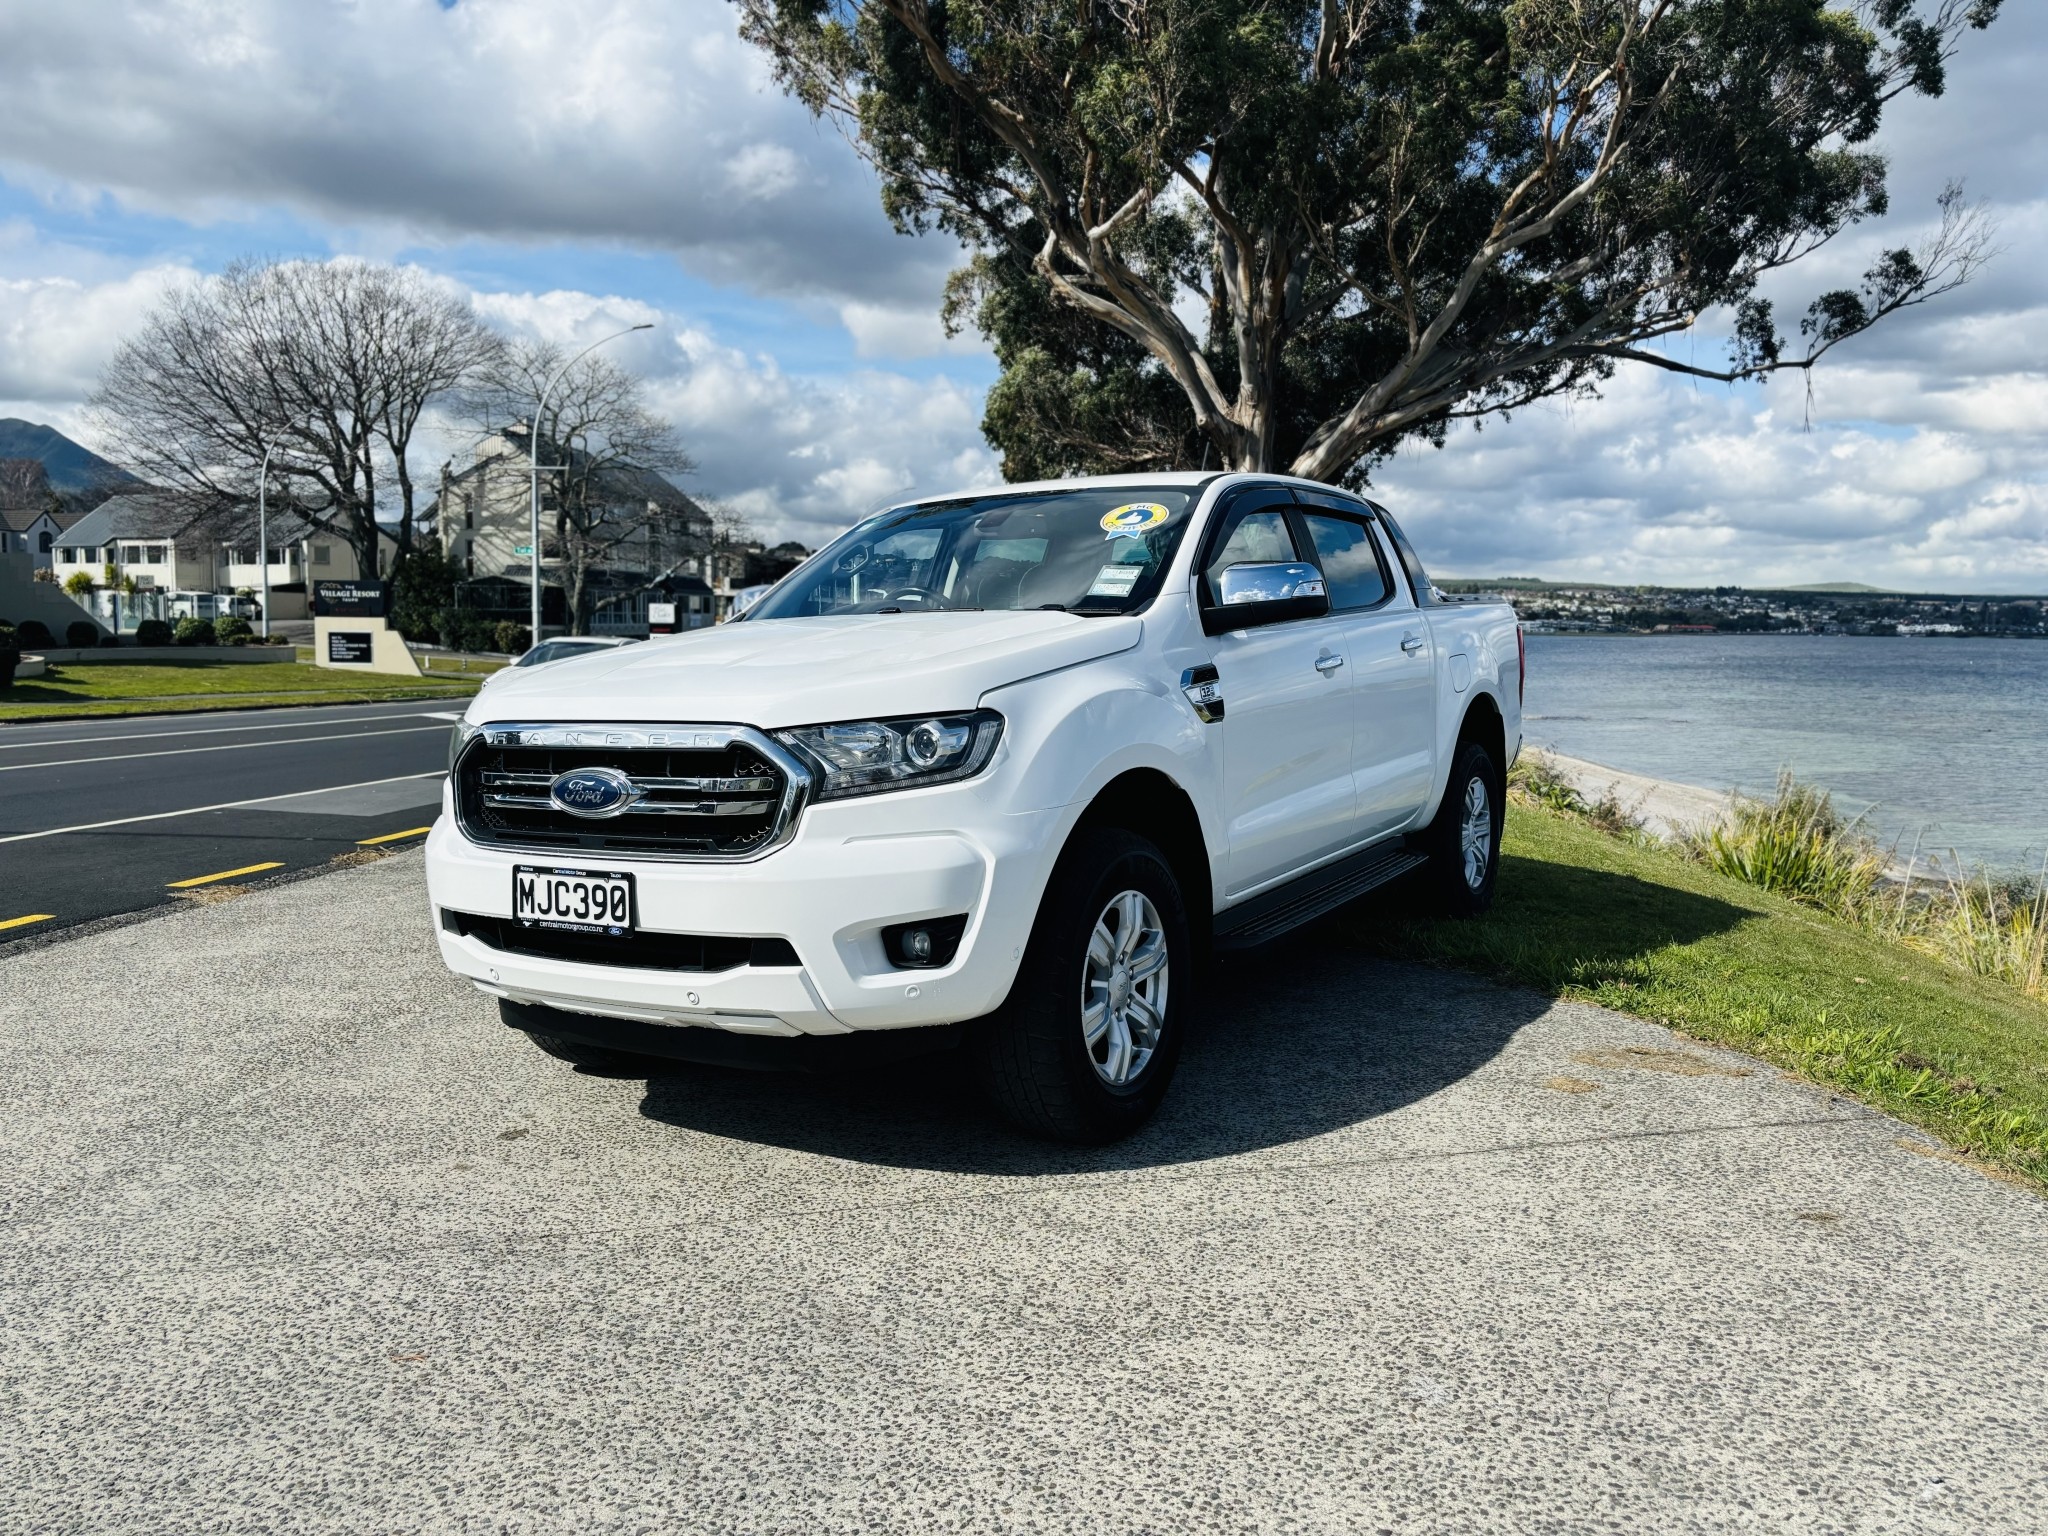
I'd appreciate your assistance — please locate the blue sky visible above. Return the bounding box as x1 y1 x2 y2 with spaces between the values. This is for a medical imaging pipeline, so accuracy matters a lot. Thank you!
1 0 2042 588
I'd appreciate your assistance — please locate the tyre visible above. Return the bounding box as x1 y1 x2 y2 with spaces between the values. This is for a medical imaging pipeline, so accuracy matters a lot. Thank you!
977 828 1191 1143
1426 737 1502 917
500 1000 669 1076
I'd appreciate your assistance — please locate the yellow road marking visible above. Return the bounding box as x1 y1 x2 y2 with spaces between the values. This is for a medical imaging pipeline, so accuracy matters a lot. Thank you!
0 914 54 931
168 861 285 889
357 826 433 846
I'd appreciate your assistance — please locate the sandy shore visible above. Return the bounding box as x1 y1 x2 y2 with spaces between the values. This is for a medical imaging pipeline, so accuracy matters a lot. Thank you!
1534 750 1731 842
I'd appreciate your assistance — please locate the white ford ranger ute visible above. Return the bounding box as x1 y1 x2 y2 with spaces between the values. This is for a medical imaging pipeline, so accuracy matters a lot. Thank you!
428 473 1522 1141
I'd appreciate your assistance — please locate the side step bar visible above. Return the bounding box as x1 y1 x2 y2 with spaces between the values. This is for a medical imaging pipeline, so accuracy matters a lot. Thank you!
1212 842 1429 950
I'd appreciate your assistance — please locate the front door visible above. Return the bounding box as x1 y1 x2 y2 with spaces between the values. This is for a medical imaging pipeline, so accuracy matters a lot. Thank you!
1201 489 1359 898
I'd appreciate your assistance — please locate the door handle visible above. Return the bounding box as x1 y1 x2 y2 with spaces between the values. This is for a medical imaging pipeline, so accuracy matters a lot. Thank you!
1400 633 1425 654
1314 652 1345 673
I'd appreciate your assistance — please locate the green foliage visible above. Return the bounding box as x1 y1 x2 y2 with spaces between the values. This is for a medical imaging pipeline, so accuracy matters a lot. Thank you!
65 620 100 649
1362 804 2048 1189
0 622 17 656
738 0 2001 479
173 617 217 647
134 619 173 647
492 620 531 655
445 611 497 655
1687 772 1888 914
214 616 254 646
15 620 54 650
390 545 459 645
63 570 94 598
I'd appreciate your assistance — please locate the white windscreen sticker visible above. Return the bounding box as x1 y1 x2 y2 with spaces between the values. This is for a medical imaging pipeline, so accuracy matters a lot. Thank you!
1087 564 1142 597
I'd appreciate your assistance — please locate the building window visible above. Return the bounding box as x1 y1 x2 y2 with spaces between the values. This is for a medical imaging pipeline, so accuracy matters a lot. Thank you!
312 543 332 566
146 544 166 564
38 531 53 554
60 547 76 564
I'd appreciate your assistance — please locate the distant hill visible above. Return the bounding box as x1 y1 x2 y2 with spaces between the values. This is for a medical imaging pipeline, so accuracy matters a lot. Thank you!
0 419 142 496
1776 582 1900 595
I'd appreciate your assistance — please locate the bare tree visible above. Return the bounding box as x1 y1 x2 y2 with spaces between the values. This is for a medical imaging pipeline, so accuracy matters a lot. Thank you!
470 341 697 634
0 459 52 510
90 258 503 576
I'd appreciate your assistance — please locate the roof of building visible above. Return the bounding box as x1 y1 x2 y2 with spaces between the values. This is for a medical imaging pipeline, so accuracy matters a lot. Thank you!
59 490 386 554
439 432 703 517
0 505 84 535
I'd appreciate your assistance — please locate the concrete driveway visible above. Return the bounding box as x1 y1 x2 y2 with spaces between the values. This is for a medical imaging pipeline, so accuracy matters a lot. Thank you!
2 853 2042 1534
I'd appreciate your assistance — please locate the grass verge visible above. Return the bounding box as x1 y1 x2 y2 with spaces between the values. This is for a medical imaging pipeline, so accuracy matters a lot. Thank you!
0 660 479 721
1358 803 2048 1191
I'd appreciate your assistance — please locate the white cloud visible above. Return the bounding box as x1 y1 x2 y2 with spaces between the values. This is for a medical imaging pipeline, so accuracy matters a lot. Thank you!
0 0 962 310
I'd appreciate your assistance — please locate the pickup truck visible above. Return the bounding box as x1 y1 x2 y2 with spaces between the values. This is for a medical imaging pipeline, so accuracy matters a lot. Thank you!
428 473 1523 1142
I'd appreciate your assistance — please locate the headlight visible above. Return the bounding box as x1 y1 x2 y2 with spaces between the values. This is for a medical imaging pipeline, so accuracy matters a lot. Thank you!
447 719 482 771
775 710 1003 800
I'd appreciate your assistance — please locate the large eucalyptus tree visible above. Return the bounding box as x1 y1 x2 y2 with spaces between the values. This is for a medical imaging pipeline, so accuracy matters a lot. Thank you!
736 0 2001 482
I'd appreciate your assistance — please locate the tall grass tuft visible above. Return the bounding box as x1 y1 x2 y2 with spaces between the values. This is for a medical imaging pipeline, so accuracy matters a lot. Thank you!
1883 860 2048 1000
1688 772 1888 915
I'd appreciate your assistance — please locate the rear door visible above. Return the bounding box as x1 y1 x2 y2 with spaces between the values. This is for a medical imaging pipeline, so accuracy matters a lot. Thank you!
1293 493 1438 839
1198 486 1359 897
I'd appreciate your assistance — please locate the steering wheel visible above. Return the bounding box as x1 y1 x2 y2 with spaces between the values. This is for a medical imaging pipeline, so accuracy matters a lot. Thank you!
877 586 949 609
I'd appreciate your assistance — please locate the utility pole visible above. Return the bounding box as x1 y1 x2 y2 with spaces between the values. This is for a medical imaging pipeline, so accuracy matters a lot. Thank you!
528 323 654 646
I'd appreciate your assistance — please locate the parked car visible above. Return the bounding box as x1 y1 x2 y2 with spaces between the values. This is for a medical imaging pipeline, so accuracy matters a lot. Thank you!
481 635 638 687
430 474 1523 1141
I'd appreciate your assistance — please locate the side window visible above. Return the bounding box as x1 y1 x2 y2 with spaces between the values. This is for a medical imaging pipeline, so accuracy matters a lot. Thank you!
1369 503 1436 606
1201 509 1299 603
1298 513 1392 611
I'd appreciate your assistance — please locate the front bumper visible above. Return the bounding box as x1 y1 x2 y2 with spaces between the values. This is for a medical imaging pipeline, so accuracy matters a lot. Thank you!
424 780 1066 1038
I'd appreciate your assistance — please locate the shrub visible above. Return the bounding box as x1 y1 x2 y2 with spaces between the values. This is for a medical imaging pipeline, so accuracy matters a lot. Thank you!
134 618 174 647
63 570 94 598
214 616 254 646
100 634 124 648
66 620 100 649
0 622 16 654
492 620 532 655
1686 772 1887 917
174 616 217 646
15 620 54 649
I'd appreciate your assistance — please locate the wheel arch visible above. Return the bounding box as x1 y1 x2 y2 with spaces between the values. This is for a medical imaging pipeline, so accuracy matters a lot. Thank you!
1070 768 1214 942
1457 688 1507 775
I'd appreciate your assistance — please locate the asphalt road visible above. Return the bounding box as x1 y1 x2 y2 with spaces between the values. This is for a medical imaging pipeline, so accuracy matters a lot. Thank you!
0 699 461 939
2 852 2042 1534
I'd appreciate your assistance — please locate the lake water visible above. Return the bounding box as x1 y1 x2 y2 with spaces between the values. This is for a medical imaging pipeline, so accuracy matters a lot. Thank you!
1522 634 2048 871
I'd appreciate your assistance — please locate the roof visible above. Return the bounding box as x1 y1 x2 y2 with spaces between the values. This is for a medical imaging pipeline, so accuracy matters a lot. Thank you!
0 505 81 535
59 490 376 553
442 432 703 516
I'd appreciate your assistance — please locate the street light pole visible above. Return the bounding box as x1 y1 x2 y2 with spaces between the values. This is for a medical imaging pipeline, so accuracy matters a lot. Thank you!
528 322 655 645
257 441 277 641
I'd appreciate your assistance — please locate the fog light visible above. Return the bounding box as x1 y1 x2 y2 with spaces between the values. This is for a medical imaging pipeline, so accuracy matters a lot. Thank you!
882 914 968 970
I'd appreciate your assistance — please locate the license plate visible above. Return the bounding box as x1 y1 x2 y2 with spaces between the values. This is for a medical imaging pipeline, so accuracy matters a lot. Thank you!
513 865 635 935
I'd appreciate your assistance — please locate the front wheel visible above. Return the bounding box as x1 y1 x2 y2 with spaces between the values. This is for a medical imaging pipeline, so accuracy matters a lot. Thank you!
977 829 1191 1143
1426 739 1502 917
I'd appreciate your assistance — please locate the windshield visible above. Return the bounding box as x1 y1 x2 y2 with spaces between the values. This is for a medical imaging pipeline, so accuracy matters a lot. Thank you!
746 485 1202 621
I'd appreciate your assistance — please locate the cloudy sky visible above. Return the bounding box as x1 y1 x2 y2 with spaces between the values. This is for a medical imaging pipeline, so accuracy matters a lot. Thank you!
1 0 2042 590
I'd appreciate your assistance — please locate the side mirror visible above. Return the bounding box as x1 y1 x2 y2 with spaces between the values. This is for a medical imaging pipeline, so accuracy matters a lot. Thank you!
1202 561 1329 635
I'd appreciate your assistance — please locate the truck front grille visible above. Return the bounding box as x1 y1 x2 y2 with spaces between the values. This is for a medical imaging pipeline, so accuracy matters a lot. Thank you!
452 723 810 861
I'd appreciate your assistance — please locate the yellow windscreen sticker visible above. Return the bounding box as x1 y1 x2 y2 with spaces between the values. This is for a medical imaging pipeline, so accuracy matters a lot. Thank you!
1100 502 1171 537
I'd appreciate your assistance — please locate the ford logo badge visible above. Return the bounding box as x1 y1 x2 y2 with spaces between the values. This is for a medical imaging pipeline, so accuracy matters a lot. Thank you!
548 766 642 819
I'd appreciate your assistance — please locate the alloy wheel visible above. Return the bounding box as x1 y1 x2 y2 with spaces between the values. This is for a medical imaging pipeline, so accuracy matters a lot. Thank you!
1080 889 1169 1086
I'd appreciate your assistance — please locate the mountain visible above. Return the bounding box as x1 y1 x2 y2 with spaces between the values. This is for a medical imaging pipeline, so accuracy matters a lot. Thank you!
0 419 143 496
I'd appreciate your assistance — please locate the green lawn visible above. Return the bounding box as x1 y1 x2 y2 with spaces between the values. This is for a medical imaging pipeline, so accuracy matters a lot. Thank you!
1355 804 2048 1190
0 660 480 721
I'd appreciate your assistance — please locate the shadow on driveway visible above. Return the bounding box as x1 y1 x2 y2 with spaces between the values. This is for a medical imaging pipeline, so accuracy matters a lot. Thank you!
629 859 1753 1175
